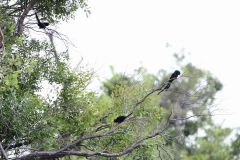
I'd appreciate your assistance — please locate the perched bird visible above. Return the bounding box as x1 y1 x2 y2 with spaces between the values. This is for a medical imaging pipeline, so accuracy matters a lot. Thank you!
158 70 181 94
113 112 133 124
163 70 180 90
35 13 49 29
114 116 127 123
168 70 181 83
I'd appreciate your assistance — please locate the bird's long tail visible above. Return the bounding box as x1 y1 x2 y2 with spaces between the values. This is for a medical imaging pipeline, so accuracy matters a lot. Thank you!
35 13 41 23
126 112 133 118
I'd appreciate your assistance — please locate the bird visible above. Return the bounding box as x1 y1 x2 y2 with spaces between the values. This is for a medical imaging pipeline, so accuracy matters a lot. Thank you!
114 116 127 123
164 70 180 90
158 70 181 94
113 112 133 124
35 13 49 29
168 70 181 83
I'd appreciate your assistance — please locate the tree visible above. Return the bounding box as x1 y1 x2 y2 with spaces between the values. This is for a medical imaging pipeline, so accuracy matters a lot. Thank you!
98 65 223 159
0 1 225 159
181 123 232 160
231 131 240 160
1 0 90 36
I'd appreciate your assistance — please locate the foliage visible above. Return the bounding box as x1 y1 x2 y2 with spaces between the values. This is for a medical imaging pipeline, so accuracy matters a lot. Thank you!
231 131 240 160
182 124 232 160
97 64 224 159
0 0 238 160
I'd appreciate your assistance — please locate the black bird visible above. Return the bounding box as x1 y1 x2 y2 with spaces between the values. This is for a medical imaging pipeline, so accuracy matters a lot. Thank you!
168 70 181 83
158 70 181 94
163 70 180 90
114 112 133 124
35 13 49 29
114 116 127 123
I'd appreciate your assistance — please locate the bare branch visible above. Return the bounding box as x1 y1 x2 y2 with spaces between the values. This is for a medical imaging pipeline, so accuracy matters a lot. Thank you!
16 133 151 159
5 140 31 151
0 142 8 160
158 144 173 160
156 144 163 160
15 0 37 36
53 125 120 155
0 26 5 52
129 80 172 117
46 30 60 62
16 110 172 160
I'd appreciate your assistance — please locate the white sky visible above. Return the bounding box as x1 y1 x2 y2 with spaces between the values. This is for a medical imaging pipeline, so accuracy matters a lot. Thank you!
59 0 240 128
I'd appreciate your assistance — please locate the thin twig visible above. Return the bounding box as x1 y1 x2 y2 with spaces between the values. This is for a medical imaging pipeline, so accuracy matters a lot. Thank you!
156 144 163 160
158 144 173 160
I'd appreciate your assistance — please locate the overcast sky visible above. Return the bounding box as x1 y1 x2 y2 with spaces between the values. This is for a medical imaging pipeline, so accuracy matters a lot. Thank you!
59 0 240 128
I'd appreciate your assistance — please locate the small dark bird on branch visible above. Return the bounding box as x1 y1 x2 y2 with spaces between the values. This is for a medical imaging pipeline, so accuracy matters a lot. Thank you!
168 70 181 83
158 70 181 94
114 112 133 124
35 13 49 29
164 70 180 90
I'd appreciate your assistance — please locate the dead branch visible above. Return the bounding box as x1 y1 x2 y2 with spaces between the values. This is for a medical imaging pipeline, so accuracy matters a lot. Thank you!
47 30 60 62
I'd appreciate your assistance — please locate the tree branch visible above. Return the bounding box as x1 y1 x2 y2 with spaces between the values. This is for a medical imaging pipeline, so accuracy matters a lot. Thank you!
47 30 60 62
5 72 179 160
16 128 163 159
5 140 31 151
15 0 37 36
16 110 173 160
130 81 170 117
0 142 8 160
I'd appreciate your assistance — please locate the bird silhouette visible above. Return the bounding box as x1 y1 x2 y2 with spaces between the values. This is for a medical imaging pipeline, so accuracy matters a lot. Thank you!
158 70 181 94
35 13 49 29
114 112 133 124
164 70 180 90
